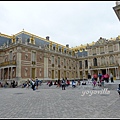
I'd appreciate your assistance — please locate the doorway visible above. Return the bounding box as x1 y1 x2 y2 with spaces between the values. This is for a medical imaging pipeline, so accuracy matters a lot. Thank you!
102 69 106 75
32 68 35 79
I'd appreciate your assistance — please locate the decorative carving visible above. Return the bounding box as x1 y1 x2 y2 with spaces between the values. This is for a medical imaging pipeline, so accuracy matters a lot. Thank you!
17 37 22 43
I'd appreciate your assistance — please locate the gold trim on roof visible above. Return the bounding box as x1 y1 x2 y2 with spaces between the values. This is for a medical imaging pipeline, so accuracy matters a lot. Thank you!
2 30 120 51
0 33 11 39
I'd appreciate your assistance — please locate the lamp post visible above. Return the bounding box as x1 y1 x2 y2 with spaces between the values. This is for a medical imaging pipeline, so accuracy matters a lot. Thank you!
113 1 120 21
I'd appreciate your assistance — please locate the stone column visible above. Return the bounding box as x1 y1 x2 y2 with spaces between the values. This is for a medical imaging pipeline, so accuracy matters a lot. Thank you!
117 68 120 79
8 67 9 80
88 59 91 74
77 61 80 79
106 68 107 74
11 67 13 80
98 69 99 75
44 52 48 81
16 47 22 81
3 68 4 80
115 67 118 79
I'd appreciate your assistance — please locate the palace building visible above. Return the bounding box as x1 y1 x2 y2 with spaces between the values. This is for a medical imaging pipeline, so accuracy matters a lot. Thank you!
0 1 120 85
0 29 120 85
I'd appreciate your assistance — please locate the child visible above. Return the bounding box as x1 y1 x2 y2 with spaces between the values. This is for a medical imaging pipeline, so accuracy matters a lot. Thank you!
117 84 120 97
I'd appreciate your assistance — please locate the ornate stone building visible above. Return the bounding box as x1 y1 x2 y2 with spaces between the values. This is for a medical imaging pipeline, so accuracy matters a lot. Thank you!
73 36 120 81
0 30 120 85
0 30 77 84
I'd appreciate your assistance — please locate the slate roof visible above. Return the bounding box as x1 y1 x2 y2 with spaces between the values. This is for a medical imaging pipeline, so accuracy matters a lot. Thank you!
0 36 11 46
77 50 88 57
0 30 78 54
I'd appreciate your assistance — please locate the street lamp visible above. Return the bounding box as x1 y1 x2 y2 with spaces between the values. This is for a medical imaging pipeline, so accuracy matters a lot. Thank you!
113 1 120 21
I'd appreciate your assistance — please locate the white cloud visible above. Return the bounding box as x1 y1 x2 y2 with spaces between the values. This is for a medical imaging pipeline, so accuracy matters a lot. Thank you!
0 1 119 47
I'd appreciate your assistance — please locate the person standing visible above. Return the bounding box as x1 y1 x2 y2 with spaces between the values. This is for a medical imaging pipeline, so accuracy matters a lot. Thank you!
93 74 98 81
98 73 102 82
61 78 66 90
77 79 80 86
110 73 114 83
88 73 91 84
31 78 35 91
57 79 61 88
35 77 39 89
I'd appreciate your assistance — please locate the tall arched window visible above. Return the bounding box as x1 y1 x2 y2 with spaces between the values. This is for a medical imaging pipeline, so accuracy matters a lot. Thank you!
85 60 88 68
93 58 97 66
58 57 60 65
109 55 114 64
9 51 13 61
101 57 105 65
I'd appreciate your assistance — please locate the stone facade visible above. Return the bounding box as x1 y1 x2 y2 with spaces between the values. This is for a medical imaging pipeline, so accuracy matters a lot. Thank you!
0 31 120 85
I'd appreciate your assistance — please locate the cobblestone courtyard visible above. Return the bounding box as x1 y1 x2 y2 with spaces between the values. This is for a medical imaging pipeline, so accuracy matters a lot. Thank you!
0 82 120 119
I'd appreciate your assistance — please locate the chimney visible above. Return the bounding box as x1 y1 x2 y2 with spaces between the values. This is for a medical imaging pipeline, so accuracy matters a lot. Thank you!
66 44 69 48
46 36 49 40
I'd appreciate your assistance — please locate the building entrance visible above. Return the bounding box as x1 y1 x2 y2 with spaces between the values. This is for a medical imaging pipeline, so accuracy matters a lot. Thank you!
102 69 106 75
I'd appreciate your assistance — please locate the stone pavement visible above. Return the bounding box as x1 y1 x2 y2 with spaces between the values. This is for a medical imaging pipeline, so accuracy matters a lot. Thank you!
0 80 120 119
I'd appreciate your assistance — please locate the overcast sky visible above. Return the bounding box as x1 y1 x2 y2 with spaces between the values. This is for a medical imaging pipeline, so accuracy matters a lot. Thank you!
0 1 120 48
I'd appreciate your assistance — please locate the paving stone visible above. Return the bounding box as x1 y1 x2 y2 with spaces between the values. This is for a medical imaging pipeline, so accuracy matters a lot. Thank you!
0 81 120 118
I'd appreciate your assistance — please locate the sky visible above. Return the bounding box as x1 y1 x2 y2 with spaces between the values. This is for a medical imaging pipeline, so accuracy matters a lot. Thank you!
0 1 120 48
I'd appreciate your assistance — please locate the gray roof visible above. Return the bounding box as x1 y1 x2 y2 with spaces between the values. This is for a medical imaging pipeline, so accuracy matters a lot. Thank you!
0 36 11 46
77 50 88 57
16 33 49 47
0 31 76 52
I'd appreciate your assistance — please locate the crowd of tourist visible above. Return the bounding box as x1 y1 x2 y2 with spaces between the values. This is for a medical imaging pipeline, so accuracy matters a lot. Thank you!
0 72 116 91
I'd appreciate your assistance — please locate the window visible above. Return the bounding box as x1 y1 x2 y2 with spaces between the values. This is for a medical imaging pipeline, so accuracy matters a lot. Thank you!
108 45 113 52
59 48 61 52
30 36 35 44
110 55 114 64
101 57 105 65
53 46 55 51
9 51 13 61
12 35 16 43
64 58 66 66
32 51 36 65
51 56 54 64
93 48 96 55
100 47 104 54
85 60 88 68
64 49 66 54
79 61 82 69
58 57 60 65
69 51 71 55
32 51 36 61
93 58 97 66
